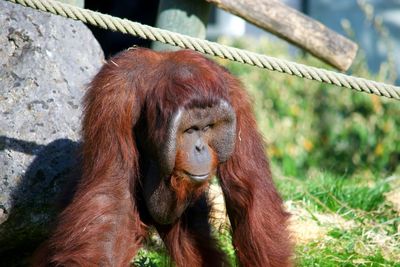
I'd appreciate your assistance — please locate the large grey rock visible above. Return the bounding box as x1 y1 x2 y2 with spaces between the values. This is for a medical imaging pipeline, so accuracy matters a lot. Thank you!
0 0 104 259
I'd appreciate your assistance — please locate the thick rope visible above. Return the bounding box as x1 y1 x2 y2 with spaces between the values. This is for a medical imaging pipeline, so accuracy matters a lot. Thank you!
5 0 400 100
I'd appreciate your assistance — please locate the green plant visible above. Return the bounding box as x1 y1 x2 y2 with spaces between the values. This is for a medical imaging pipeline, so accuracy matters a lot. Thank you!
218 37 400 179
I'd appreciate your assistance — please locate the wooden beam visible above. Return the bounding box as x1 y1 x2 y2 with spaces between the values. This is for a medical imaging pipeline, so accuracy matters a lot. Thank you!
206 0 358 71
152 0 211 51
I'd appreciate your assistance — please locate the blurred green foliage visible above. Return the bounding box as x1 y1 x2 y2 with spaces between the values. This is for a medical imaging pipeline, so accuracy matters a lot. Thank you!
134 248 169 267
217 37 400 179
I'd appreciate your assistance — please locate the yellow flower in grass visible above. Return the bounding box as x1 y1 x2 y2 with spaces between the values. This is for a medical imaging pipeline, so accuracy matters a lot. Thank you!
374 143 384 156
303 138 314 152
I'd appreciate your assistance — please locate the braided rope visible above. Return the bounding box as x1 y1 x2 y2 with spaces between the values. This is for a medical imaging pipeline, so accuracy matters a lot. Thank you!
5 0 400 100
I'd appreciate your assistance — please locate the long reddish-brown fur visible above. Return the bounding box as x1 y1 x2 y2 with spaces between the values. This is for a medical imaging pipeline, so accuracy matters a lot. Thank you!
32 48 292 267
218 77 292 266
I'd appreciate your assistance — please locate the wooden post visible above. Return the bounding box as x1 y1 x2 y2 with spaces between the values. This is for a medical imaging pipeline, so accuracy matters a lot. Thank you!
56 0 84 8
206 0 358 71
152 0 211 51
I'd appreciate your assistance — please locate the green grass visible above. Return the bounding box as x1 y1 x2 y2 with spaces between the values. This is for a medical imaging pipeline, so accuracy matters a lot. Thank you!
279 174 400 266
134 249 170 267
276 174 393 215
133 37 400 266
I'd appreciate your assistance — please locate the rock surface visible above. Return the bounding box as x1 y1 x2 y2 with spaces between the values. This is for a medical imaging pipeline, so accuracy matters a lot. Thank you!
0 0 104 258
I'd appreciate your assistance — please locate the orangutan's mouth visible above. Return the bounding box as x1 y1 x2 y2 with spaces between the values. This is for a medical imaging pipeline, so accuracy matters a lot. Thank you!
184 171 210 182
